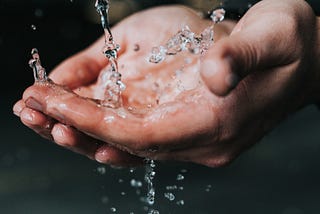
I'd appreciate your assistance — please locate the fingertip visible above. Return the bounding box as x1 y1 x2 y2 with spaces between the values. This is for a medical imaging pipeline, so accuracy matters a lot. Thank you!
13 100 25 117
95 145 142 167
20 108 36 125
200 57 239 96
51 124 69 147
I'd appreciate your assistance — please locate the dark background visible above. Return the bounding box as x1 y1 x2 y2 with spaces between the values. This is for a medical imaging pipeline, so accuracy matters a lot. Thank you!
1 1 320 214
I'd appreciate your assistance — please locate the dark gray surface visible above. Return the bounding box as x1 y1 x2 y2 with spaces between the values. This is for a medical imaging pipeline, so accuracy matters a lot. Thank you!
1 1 320 214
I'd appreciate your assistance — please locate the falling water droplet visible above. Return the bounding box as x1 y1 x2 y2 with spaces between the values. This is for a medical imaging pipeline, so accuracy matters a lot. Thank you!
210 8 226 24
176 174 184 181
164 192 175 201
166 185 177 190
97 166 106 175
176 200 185 206
110 207 117 212
134 44 140 51
31 24 37 30
148 209 160 214
130 179 143 188
205 184 212 192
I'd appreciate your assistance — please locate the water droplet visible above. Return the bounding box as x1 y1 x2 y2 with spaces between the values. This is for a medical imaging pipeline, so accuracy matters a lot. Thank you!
205 184 212 192
31 24 37 30
134 44 140 51
130 179 143 188
149 46 166 63
176 200 185 206
117 80 126 91
97 166 106 175
180 169 187 173
29 48 48 82
148 209 159 214
144 159 156 205
110 207 117 212
164 192 175 201
176 174 184 181
121 192 126 196
129 168 135 173
104 115 115 123
117 109 127 119
166 185 177 190
118 178 124 183
210 8 226 24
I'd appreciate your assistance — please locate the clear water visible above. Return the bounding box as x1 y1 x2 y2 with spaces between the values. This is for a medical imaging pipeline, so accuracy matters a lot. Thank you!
149 8 225 64
95 0 126 109
28 48 47 82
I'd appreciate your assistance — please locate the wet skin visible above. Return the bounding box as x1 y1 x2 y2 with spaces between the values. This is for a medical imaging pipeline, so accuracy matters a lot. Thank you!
14 0 320 167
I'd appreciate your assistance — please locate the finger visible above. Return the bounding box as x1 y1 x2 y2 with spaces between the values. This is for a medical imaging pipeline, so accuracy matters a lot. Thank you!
13 100 26 117
49 27 126 89
200 4 301 96
51 123 99 159
23 83 219 155
52 124 142 166
23 83 145 152
48 51 104 89
19 107 55 141
95 144 143 167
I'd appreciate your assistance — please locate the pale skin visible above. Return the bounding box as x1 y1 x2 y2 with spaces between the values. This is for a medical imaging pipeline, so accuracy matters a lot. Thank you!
13 0 320 167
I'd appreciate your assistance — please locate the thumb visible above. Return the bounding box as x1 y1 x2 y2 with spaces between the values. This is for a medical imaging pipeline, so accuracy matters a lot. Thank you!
49 51 105 89
200 16 298 96
49 36 119 89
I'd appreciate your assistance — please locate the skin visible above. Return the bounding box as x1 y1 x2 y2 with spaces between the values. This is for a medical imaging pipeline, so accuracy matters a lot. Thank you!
13 0 320 167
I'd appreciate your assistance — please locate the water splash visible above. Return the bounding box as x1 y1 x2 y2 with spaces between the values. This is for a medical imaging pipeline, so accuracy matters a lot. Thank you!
144 159 156 206
95 0 126 108
210 8 226 24
164 192 175 201
97 166 106 175
149 8 226 63
28 48 47 82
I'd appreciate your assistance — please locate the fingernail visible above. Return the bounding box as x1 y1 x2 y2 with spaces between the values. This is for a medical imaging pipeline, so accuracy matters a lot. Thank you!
21 110 35 123
26 97 43 112
13 104 23 117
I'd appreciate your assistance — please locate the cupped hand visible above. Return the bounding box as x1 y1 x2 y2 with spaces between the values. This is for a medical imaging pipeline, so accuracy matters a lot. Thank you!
13 0 320 168
14 5 234 167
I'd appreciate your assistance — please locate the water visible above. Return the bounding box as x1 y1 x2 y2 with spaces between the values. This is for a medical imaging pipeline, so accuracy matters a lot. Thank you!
28 48 47 82
144 159 156 206
149 8 226 64
164 192 175 201
31 24 37 31
95 0 125 109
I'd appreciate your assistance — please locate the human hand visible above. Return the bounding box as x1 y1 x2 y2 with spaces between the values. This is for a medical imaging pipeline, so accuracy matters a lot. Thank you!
13 0 320 168
14 5 234 167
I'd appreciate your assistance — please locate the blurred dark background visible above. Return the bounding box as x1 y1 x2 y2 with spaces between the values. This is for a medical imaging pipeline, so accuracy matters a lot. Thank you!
1 0 320 214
